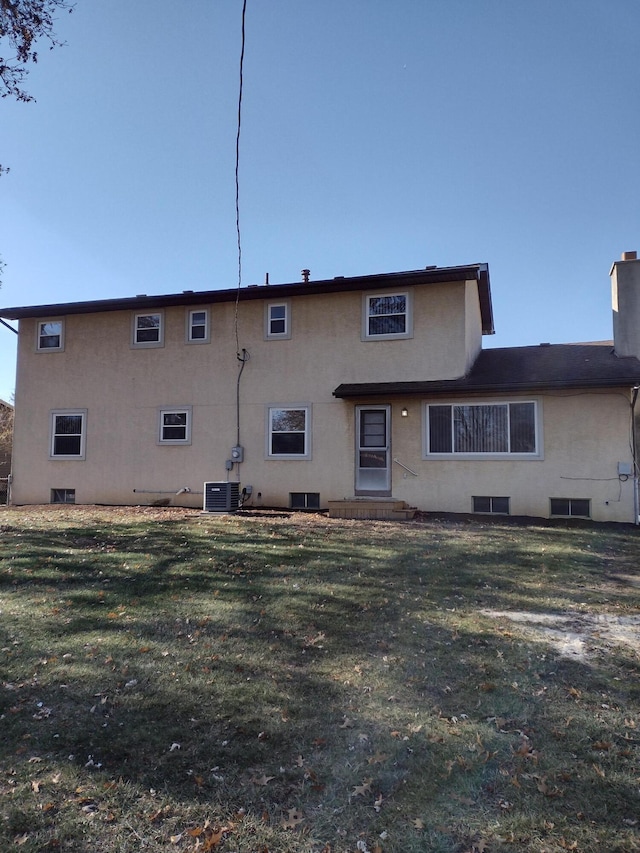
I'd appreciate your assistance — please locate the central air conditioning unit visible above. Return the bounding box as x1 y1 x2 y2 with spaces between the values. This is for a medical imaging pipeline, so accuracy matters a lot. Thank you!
203 481 240 513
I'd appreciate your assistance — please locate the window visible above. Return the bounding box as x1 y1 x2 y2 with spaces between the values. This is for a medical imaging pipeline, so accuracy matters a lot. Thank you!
363 292 412 340
51 488 75 504
158 408 192 445
427 401 538 456
550 498 591 519
37 320 63 351
473 496 510 515
290 492 320 510
133 312 163 347
267 406 310 458
187 308 209 343
265 301 290 339
50 410 86 459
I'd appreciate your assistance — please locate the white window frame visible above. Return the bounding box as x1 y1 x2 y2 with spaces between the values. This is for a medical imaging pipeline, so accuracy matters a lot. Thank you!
362 291 412 341
158 407 192 445
186 308 210 343
37 319 64 352
266 404 311 459
49 409 87 460
424 399 542 459
265 301 291 340
132 312 164 348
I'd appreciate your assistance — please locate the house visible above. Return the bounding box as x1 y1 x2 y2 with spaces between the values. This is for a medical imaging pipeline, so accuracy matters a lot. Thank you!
1 253 639 523
0 397 12 503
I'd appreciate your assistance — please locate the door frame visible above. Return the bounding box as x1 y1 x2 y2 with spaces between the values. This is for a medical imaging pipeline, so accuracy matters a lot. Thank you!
355 405 392 496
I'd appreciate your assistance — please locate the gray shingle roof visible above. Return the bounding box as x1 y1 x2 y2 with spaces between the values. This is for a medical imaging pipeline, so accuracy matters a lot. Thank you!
333 344 640 398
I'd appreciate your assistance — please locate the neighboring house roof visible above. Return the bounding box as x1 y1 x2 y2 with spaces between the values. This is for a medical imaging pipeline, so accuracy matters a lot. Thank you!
0 263 495 336
333 343 640 398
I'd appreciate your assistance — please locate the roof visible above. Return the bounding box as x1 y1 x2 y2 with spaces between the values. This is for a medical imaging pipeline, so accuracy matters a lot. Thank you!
0 263 495 335
333 344 640 398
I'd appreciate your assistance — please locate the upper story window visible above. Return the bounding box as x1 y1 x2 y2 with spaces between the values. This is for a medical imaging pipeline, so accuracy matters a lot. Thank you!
158 407 192 445
363 292 412 340
50 409 87 459
267 405 310 458
426 401 539 457
133 312 163 347
187 308 209 343
265 301 291 340
37 320 64 351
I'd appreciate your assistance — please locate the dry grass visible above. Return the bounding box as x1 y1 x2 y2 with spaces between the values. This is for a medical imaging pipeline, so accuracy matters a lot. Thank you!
1 505 639 852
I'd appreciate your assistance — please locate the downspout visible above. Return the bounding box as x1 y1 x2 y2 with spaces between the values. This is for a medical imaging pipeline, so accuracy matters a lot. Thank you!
632 385 639 525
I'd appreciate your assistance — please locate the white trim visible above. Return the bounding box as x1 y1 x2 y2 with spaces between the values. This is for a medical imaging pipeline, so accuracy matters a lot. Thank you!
362 291 413 341
132 311 164 348
186 307 210 343
266 403 311 459
36 318 64 352
49 409 87 460
158 406 192 445
423 398 543 460
265 300 291 340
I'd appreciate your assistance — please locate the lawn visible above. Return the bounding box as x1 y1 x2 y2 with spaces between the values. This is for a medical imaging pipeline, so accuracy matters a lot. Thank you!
1 505 639 853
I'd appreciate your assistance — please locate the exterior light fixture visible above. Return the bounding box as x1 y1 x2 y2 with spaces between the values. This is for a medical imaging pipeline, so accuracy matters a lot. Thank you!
401 407 409 417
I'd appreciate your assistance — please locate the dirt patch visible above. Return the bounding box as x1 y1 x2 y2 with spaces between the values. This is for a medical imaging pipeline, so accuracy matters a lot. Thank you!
482 609 640 662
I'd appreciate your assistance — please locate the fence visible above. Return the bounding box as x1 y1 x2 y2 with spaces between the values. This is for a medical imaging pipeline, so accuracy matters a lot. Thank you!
0 476 9 506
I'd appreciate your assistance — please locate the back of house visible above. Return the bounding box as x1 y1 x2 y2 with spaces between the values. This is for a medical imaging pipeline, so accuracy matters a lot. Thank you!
1 254 639 523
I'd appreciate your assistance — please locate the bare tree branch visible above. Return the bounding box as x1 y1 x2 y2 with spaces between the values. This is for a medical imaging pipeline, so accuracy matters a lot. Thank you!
0 0 73 101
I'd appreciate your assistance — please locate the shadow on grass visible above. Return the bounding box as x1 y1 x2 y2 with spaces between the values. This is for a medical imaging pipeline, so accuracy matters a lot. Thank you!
1 511 639 851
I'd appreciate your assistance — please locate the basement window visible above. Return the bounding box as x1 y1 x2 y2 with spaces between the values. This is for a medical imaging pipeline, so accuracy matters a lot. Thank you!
473 496 510 515
550 498 591 519
51 488 75 504
290 492 320 510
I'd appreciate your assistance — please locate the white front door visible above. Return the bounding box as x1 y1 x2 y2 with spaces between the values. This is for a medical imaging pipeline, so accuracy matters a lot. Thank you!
355 406 391 495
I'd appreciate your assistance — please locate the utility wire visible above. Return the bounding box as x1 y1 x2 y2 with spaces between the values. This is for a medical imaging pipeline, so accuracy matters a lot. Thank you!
234 0 247 358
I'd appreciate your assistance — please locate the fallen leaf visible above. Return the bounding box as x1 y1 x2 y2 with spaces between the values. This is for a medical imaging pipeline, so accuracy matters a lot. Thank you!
352 778 373 797
251 774 275 786
281 808 304 829
373 793 383 812
413 818 425 829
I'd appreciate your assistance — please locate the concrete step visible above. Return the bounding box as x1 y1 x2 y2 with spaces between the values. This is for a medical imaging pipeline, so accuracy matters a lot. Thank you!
327 499 417 521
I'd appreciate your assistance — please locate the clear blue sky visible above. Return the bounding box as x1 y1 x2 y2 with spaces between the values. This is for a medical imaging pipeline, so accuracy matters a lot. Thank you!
1 0 640 403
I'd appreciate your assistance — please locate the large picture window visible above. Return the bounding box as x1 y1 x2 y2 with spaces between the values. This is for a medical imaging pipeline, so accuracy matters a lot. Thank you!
427 401 538 456
267 406 310 458
363 292 412 340
50 410 86 459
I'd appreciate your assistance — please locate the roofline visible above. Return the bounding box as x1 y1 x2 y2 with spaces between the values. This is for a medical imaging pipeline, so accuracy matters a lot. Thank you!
0 263 495 335
333 376 640 398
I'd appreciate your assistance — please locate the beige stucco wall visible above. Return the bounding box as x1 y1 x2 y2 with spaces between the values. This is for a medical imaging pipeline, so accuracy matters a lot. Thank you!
11 281 476 508
10 280 637 522
382 389 635 523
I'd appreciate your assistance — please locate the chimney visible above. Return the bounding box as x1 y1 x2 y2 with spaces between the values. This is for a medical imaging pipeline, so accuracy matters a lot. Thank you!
611 251 640 358
301 269 310 283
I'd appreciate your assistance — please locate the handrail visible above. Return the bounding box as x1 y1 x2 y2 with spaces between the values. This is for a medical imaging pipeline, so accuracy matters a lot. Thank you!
393 457 418 476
